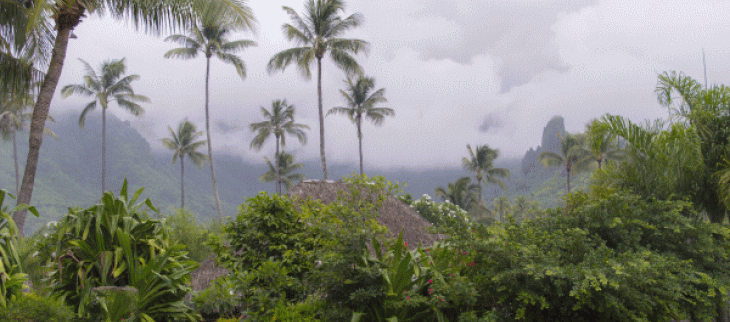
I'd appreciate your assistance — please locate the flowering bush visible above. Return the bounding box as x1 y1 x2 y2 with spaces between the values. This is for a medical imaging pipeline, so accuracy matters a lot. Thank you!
410 195 472 236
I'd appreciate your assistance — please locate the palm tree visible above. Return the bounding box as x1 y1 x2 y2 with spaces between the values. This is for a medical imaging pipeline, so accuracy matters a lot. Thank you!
462 144 510 204
61 58 148 194
539 133 590 192
585 119 623 169
164 9 256 221
250 99 308 194
491 196 512 222
13 0 254 238
0 92 56 196
327 75 393 176
260 152 306 192
161 119 207 209
0 0 52 97
267 0 369 180
434 177 480 211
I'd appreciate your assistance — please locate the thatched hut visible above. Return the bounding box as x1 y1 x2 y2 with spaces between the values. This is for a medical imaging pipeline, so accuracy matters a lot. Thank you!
189 179 440 292
287 179 442 247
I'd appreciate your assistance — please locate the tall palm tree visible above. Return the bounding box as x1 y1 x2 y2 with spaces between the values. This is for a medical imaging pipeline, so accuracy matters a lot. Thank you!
462 144 510 204
260 151 306 192
585 119 623 169
434 176 480 211
327 75 393 176
61 58 148 194
539 133 590 192
161 119 207 209
250 99 308 194
267 0 369 180
164 9 256 221
13 0 255 238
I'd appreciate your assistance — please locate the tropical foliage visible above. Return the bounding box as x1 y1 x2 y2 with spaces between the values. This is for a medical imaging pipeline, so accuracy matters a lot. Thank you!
268 0 369 179
0 189 38 310
434 176 479 211
46 180 199 321
5 0 730 319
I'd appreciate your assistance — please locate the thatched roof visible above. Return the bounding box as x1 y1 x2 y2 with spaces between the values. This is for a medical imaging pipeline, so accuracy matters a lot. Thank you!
190 255 229 293
288 179 443 247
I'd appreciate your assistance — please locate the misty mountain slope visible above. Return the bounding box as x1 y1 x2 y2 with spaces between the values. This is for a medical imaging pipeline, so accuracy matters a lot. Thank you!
0 113 578 234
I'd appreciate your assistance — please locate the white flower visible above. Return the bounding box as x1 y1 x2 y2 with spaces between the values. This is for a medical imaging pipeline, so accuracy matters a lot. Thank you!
51 251 56 258
31 251 39 257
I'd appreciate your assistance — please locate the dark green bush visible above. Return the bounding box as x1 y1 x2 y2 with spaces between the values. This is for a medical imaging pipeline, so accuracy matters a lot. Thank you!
455 189 730 321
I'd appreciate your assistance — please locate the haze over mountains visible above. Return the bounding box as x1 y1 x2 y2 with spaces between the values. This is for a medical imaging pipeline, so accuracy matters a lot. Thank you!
0 113 576 234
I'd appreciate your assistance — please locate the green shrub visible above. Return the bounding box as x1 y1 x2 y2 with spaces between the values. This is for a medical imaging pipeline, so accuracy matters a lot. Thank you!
47 180 200 321
163 208 214 262
0 292 74 322
0 189 38 309
457 189 730 321
193 277 242 321
268 297 323 322
212 192 320 317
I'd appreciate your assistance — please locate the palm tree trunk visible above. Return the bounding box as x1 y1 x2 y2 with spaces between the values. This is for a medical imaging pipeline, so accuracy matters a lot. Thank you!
567 170 571 193
597 158 602 169
14 27 73 237
477 176 482 205
13 130 19 196
205 57 224 221
275 135 281 194
357 117 363 176
317 58 328 180
180 156 185 209
102 106 106 193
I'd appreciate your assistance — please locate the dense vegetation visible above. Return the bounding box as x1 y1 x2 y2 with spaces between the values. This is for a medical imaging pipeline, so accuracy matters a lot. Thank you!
4 0 730 321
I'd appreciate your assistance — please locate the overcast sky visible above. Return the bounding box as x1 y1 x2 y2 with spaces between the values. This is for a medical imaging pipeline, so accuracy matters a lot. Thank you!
52 0 730 171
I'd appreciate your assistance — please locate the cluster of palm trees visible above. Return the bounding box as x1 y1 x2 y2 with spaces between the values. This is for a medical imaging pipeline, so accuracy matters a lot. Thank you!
538 123 623 192
1 0 256 235
435 144 510 214
435 130 622 221
157 0 394 213
1 0 396 232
